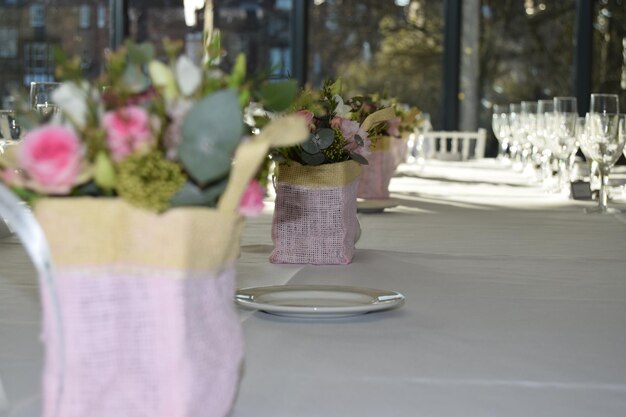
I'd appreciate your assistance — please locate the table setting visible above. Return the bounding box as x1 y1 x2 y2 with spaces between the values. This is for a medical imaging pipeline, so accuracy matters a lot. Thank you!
1 32 626 417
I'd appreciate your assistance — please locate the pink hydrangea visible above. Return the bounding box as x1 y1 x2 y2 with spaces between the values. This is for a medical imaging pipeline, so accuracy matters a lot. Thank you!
238 180 265 217
102 105 153 161
331 117 371 157
19 125 83 194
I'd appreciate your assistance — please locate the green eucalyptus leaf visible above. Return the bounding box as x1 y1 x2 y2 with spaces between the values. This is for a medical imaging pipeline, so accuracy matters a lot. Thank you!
354 134 364 146
301 135 320 154
258 80 299 112
179 89 243 186
170 177 228 207
349 152 368 165
127 42 155 65
300 151 325 165
316 128 335 149
122 63 150 93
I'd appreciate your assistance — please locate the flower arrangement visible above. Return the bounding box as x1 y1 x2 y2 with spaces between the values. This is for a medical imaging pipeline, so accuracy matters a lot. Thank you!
272 80 395 166
349 94 421 141
0 36 303 213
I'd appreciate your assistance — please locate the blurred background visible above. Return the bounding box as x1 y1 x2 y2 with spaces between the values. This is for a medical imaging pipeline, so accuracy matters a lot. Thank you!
0 0 625 155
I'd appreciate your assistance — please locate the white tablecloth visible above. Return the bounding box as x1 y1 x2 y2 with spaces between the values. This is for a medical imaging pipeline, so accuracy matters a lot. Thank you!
2 159 626 417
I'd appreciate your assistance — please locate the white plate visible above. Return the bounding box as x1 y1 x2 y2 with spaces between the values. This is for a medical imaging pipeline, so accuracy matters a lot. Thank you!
235 285 405 318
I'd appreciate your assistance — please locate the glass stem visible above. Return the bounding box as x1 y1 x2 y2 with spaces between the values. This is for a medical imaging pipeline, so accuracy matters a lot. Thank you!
558 159 569 194
598 168 609 212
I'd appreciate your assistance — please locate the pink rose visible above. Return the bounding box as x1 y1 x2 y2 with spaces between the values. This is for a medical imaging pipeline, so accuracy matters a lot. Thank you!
102 106 153 161
19 125 83 194
335 117 371 157
238 180 265 217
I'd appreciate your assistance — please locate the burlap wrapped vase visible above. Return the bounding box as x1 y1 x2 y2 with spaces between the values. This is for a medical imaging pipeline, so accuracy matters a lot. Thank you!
270 160 361 265
357 136 397 200
34 198 244 417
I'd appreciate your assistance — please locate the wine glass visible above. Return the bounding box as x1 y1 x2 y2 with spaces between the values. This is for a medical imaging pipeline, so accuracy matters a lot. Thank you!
30 81 60 116
0 110 22 153
590 93 619 115
508 103 523 169
520 101 538 178
536 99 555 187
550 97 578 196
580 112 625 213
492 104 510 162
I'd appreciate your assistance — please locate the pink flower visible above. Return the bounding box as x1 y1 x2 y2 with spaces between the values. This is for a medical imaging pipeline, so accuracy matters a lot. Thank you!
19 125 83 194
0 168 25 188
102 106 153 161
333 117 371 157
238 180 265 217
296 110 316 131
386 116 402 138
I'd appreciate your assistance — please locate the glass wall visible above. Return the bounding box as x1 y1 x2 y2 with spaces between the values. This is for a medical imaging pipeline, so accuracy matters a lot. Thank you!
1 0 624 137
592 0 626 106
0 0 111 108
478 1 576 121
474 0 576 154
308 0 444 128
127 0 294 77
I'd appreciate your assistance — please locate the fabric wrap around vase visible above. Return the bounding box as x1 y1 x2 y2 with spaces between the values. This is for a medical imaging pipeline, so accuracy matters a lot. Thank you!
270 160 361 265
34 198 244 417
357 136 397 200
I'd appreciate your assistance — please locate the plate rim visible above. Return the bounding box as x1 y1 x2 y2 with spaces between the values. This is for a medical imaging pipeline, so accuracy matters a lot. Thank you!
235 284 405 316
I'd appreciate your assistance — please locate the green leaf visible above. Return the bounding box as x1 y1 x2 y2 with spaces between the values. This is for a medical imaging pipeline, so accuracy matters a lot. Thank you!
170 178 228 207
300 151 325 165
229 53 247 89
316 128 334 149
349 152 368 165
127 42 154 65
94 152 116 190
258 80 299 112
122 63 150 93
301 135 320 154
329 79 342 95
179 89 243 186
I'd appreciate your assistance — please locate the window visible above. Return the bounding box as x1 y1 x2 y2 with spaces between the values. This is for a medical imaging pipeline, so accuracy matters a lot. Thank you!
308 0 444 127
592 0 626 106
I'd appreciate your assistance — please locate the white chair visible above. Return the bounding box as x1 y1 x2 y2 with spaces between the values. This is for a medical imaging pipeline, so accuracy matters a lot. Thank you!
421 129 486 161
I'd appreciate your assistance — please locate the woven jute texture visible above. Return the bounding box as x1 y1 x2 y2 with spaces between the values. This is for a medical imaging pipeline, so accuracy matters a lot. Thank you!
358 138 396 200
271 160 361 265
34 198 244 417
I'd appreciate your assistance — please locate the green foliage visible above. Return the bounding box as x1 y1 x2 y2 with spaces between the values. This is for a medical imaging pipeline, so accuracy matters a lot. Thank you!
170 177 229 207
179 89 243 186
257 80 300 112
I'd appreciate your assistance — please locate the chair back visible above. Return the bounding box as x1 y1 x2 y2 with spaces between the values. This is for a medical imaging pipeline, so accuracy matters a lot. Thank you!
421 129 486 161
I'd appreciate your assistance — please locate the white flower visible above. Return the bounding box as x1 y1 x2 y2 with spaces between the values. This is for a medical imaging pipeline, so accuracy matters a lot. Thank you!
51 81 89 129
175 55 202 97
333 94 352 118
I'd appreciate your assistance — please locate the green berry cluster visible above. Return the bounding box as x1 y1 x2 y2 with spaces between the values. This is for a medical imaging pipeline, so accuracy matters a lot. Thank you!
116 151 186 212
320 128 349 162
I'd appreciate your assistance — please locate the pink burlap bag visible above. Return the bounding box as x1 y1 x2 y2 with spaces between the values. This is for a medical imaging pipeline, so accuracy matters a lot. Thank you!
270 160 361 265
35 198 244 417
393 135 409 167
358 136 397 200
